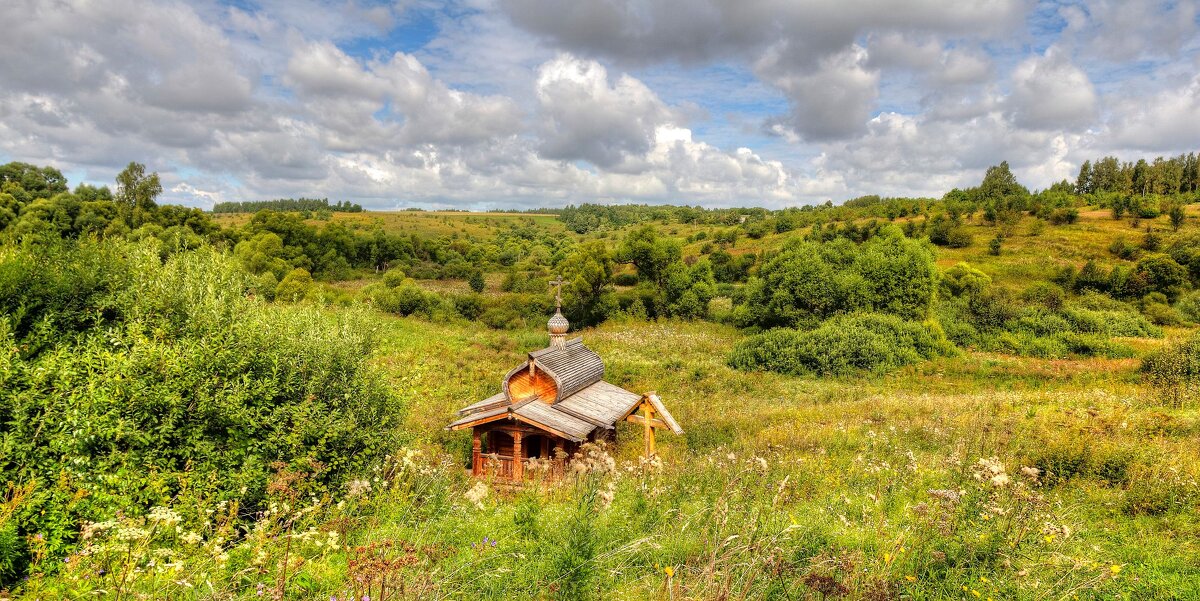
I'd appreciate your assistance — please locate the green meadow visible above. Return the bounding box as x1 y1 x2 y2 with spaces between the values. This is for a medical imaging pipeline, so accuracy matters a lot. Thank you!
3 159 1200 599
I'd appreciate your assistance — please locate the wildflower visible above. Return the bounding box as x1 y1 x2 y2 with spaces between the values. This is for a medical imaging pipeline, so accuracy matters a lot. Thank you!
664 566 674 578
905 575 916 582
347 479 371 498
1110 564 1121 575
464 481 489 509
148 506 182 526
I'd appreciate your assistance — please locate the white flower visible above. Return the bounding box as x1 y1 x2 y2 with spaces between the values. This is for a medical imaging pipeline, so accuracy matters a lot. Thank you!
148 506 182 526
465 481 489 509
347 479 372 498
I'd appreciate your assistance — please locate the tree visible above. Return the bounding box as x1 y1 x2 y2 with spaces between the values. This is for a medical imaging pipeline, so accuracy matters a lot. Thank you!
1075 160 1093 195
1135 254 1189 300
1170 203 1186 232
614 225 681 287
114 162 162 227
976 161 1030 222
737 227 935 328
468 269 485 293
275 267 314 301
559 241 616 327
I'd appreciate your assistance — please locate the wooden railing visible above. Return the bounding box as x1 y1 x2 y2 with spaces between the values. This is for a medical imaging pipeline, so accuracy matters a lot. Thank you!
479 455 567 481
481 455 515 480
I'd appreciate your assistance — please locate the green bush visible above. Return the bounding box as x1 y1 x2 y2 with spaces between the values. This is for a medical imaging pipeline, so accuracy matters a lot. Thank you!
738 227 936 328
1048 207 1079 225
0 240 402 585
1020 282 1065 310
1175 290 1200 323
1061 304 1162 338
729 312 953 376
1141 331 1200 406
1134 253 1188 299
382 267 406 287
939 262 991 299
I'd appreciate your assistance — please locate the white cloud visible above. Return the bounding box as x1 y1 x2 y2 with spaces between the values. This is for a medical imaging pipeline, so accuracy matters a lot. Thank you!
1108 75 1200 150
1007 47 1098 131
757 45 879 141
535 55 679 167
0 0 1197 210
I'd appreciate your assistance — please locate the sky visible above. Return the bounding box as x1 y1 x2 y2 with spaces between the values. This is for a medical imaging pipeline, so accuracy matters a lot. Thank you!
0 0 1198 210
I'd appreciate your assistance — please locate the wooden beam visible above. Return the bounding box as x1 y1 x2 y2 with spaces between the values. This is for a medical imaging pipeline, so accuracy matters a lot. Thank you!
625 413 670 430
472 429 482 476
512 431 524 481
648 400 657 455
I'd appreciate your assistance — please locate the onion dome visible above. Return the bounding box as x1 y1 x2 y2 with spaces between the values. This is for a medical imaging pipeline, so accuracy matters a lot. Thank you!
548 309 570 335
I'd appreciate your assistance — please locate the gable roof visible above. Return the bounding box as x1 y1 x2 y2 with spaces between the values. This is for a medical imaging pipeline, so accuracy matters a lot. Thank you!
527 337 605 401
449 337 680 440
447 396 595 442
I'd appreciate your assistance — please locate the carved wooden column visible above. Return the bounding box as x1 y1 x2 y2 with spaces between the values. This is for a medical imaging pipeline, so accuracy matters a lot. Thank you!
512 431 524 481
472 429 482 476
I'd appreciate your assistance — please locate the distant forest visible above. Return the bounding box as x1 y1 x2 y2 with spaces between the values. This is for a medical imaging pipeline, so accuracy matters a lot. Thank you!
212 197 363 213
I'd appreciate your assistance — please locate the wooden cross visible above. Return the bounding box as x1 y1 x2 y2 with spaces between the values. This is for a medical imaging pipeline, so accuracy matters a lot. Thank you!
550 275 564 308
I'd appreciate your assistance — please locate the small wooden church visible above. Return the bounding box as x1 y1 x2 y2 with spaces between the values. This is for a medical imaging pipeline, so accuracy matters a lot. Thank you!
447 278 682 481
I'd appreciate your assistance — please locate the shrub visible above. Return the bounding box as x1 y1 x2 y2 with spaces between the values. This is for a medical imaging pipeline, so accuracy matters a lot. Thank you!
1175 290 1200 323
1108 236 1139 260
0 240 401 583
739 227 936 328
468 270 485 293
1142 299 1182 326
1021 282 1065 310
1010 309 1072 336
381 267 406 287
967 287 1020 331
988 234 1003 255
939 262 991 299
1134 253 1188 299
728 312 953 376
612 272 638 286
452 293 484 320
934 299 980 347
275 267 313 301
1048 207 1078 225
1141 331 1200 406
1061 305 1162 338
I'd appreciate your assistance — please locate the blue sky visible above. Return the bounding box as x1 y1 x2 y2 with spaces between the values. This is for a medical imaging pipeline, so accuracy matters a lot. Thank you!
1 0 1197 209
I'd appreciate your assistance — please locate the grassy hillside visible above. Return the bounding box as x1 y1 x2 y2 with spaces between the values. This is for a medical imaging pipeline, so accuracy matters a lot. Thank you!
4 160 1200 598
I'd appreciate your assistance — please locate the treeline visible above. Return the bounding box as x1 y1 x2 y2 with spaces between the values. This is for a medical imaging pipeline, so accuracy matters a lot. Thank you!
212 197 363 213
1076 153 1200 197
0 161 216 248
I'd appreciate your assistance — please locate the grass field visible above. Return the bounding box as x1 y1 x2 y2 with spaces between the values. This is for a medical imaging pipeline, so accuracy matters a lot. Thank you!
11 205 1200 600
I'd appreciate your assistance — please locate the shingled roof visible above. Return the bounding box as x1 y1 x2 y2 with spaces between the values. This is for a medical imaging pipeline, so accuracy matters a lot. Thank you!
449 282 681 444
448 336 645 441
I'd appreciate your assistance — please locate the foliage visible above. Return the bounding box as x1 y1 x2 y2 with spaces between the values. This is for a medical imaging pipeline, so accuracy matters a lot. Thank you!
728 312 953 376
1142 331 1200 406
0 240 401 586
213 197 362 213
737 227 936 328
